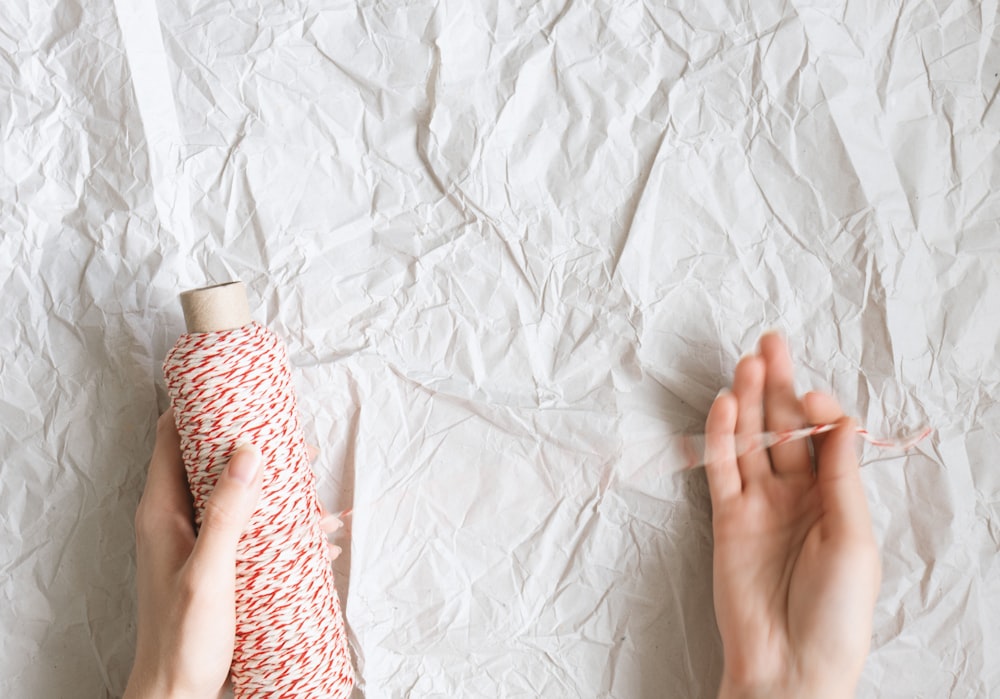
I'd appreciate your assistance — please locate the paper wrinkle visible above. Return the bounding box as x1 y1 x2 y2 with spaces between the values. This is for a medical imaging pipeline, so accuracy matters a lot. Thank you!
4 0 1000 696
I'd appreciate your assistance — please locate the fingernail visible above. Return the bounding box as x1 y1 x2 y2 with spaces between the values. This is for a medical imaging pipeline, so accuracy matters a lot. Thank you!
320 513 343 532
230 442 261 484
716 387 731 399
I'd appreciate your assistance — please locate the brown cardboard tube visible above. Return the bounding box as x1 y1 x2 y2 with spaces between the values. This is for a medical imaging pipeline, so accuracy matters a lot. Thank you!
180 281 252 333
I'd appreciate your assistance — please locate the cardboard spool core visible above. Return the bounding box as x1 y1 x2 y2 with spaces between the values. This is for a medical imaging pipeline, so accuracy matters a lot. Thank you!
180 281 252 333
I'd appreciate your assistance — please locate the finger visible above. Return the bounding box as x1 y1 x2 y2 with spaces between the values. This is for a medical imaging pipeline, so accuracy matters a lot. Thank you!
814 417 872 535
732 354 771 483
190 443 264 570
759 333 810 475
135 409 196 568
138 409 193 519
328 544 343 561
704 389 741 505
803 391 843 424
307 444 319 462
320 512 344 534
802 391 845 456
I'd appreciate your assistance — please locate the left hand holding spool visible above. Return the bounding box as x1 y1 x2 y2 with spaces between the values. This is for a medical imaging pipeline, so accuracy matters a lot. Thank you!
125 409 264 698
128 281 354 698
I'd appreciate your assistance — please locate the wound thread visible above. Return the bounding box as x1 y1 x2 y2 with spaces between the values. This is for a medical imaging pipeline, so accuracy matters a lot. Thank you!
164 321 354 697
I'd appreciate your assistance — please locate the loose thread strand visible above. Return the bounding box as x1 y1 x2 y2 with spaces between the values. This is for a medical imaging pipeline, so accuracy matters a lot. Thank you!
681 424 932 470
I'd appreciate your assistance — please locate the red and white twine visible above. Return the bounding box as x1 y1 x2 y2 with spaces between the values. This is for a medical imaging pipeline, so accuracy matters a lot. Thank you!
682 423 932 470
164 321 354 698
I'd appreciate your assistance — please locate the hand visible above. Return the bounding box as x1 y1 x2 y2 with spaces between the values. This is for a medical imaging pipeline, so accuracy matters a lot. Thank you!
126 413 346 698
704 334 881 699
125 409 264 699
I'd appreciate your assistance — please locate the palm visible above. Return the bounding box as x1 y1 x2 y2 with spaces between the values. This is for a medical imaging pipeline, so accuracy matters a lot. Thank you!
713 475 821 682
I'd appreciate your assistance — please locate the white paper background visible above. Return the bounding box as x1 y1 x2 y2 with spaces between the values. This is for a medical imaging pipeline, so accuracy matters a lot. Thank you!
2 1 999 696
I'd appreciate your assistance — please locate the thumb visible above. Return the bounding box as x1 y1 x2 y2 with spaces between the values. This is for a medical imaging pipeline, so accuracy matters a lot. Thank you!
192 443 263 567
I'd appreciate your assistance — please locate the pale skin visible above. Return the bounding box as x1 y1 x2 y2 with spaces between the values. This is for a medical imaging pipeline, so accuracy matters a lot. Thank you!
127 333 879 698
125 409 344 699
706 333 881 698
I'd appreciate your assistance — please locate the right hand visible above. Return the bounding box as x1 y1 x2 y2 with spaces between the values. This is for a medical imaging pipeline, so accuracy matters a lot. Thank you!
704 333 881 698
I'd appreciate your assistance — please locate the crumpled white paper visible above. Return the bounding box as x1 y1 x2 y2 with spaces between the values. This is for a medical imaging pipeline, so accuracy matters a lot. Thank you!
2 0 999 696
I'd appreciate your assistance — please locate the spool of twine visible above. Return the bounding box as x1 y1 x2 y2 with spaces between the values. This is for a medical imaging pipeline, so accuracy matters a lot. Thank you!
163 281 354 697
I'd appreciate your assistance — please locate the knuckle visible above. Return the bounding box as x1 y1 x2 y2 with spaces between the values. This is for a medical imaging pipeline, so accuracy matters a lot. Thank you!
134 500 193 549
